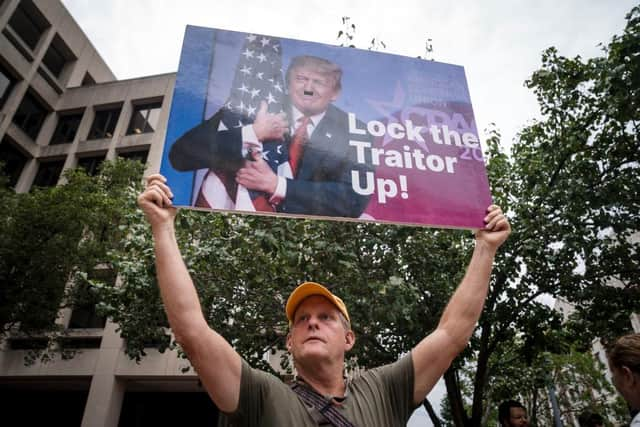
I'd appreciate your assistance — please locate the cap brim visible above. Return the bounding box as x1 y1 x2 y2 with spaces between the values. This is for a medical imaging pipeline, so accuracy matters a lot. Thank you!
286 282 341 323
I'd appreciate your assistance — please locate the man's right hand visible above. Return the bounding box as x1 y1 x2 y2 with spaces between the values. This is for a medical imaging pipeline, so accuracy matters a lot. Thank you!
252 100 288 141
137 174 177 230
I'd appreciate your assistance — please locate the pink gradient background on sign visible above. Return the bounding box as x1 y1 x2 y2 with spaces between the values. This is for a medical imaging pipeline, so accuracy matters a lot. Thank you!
361 102 492 229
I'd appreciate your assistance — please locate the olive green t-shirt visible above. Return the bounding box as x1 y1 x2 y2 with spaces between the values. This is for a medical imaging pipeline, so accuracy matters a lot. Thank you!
218 354 416 427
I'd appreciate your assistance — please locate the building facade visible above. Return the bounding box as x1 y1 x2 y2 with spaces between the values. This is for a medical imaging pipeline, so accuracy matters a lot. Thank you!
0 1 225 425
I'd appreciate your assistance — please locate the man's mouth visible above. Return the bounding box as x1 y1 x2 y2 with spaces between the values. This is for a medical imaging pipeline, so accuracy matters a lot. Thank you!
303 90 314 96
305 336 324 343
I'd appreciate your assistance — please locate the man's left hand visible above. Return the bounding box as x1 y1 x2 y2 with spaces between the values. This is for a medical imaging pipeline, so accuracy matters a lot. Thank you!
475 205 510 251
236 150 278 194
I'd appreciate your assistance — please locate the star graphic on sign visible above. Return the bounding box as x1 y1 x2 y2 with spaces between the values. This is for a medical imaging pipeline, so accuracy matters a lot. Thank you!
326 133 332 138
246 34 257 42
246 105 256 116
256 72 264 80
274 82 283 92
260 37 270 47
262 150 271 161
272 44 279 52
238 101 246 112
238 84 249 93
366 82 429 150
266 93 276 104
257 53 267 63
250 88 260 98
276 145 283 154
242 48 254 59
240 65 252 75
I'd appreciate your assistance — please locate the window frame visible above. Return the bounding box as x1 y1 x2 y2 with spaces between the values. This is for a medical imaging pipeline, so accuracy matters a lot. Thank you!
12 90 49 141
50 110 84 145
87 106 122 140
7 0 50 51
126 100 163 135
31 158 65 188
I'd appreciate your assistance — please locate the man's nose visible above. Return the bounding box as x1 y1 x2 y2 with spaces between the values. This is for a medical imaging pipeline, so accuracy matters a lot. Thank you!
306 316 319 329
303 80 313 92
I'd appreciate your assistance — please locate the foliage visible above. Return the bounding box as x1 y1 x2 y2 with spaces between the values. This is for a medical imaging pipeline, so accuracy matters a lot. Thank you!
93 199 474 370
442 5 640 426
0 159 144 361
478 337 628 426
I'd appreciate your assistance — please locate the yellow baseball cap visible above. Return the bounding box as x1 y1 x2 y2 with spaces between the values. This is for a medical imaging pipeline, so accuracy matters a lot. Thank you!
286 282 350 325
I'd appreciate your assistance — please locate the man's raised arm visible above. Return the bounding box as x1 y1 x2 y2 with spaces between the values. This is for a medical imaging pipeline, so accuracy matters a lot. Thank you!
137 174 241 412
410 205 510 405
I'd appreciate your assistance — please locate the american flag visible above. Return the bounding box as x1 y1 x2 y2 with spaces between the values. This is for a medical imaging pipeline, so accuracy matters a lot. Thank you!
205 33 288 211
221 33 287 126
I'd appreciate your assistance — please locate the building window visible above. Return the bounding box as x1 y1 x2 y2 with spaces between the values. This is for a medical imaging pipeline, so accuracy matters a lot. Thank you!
32 159 64 188
88 106 121 140
81 72 95 86
77 155 104 177
0 63 18 108
50 111 84 145
7 0 49 51
68 269 112 329
127 100 162 135
42 34 74 78
119 149 149 165
0 138 30 187
12 91 48 140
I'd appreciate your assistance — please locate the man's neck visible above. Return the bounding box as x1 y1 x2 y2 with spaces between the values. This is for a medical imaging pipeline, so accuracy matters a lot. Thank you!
291 105 326 128
295 362 346 398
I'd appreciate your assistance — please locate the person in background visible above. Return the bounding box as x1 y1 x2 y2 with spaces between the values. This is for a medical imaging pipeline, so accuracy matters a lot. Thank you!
498 400 529 427
607 333 640 426
578 411 605 427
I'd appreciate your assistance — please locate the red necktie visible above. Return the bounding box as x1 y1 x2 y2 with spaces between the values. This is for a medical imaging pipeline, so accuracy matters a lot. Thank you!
289 116 310 177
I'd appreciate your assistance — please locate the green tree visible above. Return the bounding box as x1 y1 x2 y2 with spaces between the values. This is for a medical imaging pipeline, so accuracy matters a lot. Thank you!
442 5 640 426
0 159 144 361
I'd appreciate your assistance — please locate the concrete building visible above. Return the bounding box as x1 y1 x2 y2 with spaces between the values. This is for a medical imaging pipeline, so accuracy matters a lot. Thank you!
0 1 223 425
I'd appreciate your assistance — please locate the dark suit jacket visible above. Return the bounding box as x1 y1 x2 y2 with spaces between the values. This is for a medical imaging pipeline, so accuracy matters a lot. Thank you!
169 105 373 218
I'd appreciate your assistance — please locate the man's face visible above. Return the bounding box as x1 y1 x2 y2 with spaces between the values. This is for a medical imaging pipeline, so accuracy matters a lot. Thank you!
504 407 529 427
286 295 354 364
287 66 339 116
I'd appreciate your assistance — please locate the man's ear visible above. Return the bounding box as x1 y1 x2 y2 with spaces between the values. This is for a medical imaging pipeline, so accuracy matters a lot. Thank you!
330 89 341 103
286 332 292 352
622 365 639 386
344 330 355 352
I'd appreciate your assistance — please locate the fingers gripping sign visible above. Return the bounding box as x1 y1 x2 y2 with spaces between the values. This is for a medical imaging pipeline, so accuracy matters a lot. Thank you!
475 205 511 250
253 100 289 141
137 174 178 228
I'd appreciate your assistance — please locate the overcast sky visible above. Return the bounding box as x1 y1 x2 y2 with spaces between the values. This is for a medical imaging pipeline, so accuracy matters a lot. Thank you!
61 0 636 151
58 1 637 425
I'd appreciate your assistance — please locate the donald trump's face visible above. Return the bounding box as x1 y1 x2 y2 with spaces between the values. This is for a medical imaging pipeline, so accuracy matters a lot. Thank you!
287 65 340 117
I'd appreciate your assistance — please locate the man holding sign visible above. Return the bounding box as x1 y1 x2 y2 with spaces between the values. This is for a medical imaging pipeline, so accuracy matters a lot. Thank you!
169 55 373 217
138 173 510 426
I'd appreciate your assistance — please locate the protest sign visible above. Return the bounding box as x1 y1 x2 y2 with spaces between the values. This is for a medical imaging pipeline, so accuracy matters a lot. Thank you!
160 25 492 229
